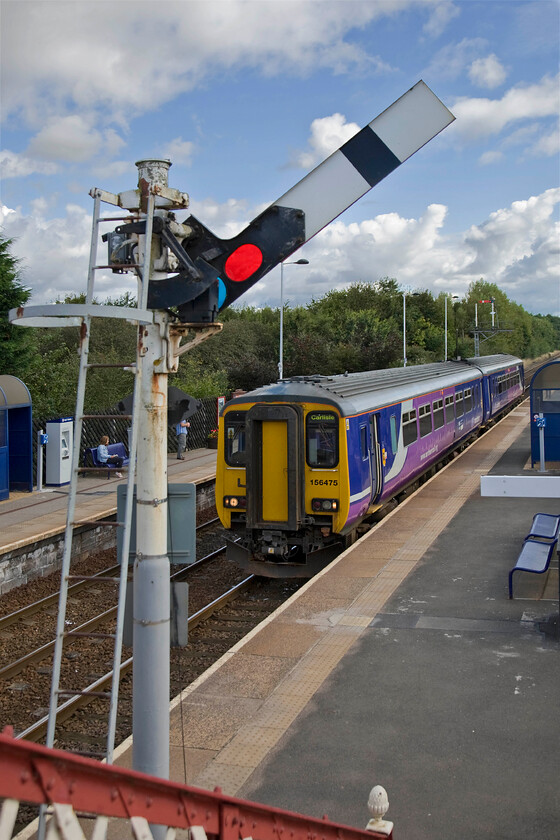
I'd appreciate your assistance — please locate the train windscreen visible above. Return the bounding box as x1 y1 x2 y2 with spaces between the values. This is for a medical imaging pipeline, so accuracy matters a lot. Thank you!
225 411 246 466
306 411 338 468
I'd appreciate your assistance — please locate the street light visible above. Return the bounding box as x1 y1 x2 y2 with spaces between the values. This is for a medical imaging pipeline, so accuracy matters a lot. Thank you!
279 258 309 379
444 294 459 361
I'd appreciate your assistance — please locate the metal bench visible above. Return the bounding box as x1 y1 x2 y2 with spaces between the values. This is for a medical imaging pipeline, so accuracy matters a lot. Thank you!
83 442 129 478
508 537 557 599
526 513 560 542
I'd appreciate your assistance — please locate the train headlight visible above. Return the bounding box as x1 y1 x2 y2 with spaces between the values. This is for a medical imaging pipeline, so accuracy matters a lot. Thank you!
224 496 246 509
311 498 339 512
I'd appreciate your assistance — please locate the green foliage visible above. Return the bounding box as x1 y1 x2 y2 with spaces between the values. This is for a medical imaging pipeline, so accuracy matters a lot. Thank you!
172 354 229 398
3 264 557 418
0 235 35 378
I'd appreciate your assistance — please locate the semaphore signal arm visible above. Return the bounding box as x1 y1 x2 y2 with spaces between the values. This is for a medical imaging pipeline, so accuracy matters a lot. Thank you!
102 80 455 324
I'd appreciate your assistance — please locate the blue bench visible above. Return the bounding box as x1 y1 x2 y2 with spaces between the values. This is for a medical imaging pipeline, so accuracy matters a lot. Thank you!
526 513 560 542
83 443 129 478
508 513 560 599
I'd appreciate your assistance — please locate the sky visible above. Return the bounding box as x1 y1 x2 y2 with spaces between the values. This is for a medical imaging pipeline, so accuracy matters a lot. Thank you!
1 0 559 319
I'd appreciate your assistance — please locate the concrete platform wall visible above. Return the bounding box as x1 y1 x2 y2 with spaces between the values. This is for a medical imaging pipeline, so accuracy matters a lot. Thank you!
0 479 215 595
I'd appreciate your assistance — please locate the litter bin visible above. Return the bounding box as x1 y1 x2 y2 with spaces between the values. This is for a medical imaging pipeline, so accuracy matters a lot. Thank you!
45 417 73 486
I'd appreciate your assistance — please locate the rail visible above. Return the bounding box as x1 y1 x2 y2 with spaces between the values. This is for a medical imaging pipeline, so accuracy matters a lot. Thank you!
17 567 252 743
0 729 394 839
0 518 222 634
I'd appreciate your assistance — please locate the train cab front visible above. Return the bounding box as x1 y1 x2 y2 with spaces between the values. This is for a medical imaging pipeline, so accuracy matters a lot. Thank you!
216 400 345 578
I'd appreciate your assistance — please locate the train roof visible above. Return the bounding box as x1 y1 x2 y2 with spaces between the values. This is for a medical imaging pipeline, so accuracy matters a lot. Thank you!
226 354 522 417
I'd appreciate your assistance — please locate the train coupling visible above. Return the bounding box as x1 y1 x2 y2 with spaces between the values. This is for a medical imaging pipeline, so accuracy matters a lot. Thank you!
260 530 290 558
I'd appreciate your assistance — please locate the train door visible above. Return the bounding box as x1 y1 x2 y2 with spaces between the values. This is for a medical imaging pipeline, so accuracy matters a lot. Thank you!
369 414 382 502
245 404 303 530
481 377 488 422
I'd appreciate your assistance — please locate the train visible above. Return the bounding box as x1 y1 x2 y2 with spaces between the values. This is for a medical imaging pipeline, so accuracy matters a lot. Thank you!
215 354 524 578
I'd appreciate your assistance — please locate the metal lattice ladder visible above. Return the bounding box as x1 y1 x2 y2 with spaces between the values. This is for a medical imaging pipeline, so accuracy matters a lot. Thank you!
33 191 158 838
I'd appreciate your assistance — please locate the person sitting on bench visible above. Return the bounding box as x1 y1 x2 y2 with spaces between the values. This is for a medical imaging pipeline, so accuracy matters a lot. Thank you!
97 435 123 478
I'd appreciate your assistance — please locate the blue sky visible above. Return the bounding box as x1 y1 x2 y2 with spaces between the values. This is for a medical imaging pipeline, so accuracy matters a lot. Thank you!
1 0 559 316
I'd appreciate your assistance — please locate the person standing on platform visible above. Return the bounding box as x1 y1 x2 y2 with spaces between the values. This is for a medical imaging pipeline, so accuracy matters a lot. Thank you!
176 418 190 460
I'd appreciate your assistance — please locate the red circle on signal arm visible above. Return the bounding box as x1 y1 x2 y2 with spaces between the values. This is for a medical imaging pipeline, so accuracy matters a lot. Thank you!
225 244 263 282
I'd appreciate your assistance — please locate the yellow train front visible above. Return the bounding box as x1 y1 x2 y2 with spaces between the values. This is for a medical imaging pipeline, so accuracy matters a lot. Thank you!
216 385 349 578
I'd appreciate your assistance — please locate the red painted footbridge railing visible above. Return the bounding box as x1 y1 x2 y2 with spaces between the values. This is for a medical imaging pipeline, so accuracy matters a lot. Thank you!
0 729 393 840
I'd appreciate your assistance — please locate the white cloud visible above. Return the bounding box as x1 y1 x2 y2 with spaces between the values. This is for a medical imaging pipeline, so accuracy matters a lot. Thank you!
468 54 507 89
0 201 132 304
478 150 503 166
0 0 413 132
160 138 195 167
422 1 460 39
425 37 487 81
293 113 361 168
5 187 558 317
27 115 100 163
258 189 560 316
527 124 560 158
452 75 560 142
0 149 59 179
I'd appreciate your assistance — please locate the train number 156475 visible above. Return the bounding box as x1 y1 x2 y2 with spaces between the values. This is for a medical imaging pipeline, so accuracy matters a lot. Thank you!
310 478 338 486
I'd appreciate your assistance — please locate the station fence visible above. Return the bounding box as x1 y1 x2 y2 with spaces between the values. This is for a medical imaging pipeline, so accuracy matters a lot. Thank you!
30 397 220 482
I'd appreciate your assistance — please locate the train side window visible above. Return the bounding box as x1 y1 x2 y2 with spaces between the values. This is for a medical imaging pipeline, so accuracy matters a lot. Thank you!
419 404 432 437
390 414 398 454
225 411 247 466
456 392 464 417
433 398 444 429
360 425 368 460
464 388 472 413
444 394 454 424
306 411 339 468
402 409 417 447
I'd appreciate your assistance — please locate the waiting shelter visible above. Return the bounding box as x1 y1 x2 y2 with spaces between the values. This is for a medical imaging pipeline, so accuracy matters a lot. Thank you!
0 375 33 500
530 359 560 467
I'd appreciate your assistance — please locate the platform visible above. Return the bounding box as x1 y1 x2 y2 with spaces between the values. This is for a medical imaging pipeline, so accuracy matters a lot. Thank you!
0 448 217 559
109 402 558 839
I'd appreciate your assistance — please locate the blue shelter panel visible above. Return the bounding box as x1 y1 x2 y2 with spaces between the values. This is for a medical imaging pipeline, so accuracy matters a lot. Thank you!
0 375 33 494
530 361 560 466
0 407 7 500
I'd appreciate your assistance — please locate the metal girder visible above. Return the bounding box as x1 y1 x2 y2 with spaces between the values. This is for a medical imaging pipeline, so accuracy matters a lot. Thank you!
0 732 391 840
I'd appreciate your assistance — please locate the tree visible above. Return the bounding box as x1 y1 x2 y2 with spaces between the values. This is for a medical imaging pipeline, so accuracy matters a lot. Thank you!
0 235 35 377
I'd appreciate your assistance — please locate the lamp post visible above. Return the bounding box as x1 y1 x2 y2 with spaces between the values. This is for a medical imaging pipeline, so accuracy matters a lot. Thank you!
444 294 459 361
279 258 309 379
403 291 407 368
402 287 420 368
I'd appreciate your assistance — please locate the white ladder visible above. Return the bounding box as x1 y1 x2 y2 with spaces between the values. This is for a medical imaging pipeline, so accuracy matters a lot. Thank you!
34 193 157 839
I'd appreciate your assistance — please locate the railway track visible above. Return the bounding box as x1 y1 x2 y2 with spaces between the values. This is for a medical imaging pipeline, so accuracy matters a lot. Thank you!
4 570 302 753
17 568 256 744
0 517 223 634
0 519 245 737
1 508 303 752
0 541 227 684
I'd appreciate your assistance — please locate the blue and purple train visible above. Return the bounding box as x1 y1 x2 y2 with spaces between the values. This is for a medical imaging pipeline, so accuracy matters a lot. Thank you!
216 354 524 577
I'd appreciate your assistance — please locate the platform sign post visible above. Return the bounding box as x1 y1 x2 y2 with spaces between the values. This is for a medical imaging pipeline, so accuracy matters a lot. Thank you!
36 429 48 492
536 413 547 473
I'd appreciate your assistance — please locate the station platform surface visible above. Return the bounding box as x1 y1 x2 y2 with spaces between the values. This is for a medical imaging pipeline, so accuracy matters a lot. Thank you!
0 448 217 559
112 401 559 840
